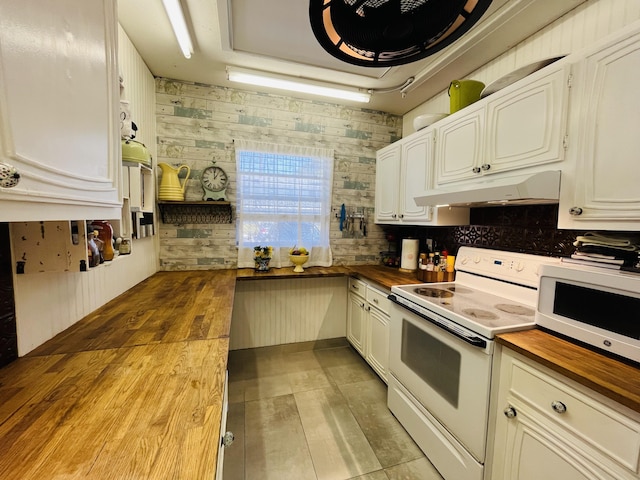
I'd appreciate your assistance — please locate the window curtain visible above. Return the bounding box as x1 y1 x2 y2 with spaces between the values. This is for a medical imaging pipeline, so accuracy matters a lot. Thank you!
235 139 334 269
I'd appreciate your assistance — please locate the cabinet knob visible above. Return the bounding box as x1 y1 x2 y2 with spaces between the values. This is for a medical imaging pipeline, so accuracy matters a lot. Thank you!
0 162 20 189
481 163 491 171
222 431 235 447
503 406 517 419
472 167 481 174
399 214 404 219
569 207 583 216
551 401 567 414
392 214 397 219
372 298 379 304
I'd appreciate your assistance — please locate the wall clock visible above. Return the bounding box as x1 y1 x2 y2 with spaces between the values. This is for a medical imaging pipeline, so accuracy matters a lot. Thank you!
201 165 229 201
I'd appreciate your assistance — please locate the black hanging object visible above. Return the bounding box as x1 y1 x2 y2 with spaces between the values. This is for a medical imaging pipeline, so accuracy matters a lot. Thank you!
309 0 493 67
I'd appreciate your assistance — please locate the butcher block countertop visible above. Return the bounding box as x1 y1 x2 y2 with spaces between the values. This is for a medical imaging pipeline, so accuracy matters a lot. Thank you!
1 265 639 479
497 329 640 413
0 270 236 480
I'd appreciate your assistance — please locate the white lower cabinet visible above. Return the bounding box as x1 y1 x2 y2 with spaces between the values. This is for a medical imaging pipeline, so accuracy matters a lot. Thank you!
347 277 390 383
490 347 640 480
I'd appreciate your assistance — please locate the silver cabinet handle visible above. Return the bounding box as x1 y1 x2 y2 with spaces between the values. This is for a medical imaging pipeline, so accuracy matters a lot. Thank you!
569 207 583 216
472 167 481 174
222 431 235 447
0 162 20 189
551 401 567 414
481 163 491 171
504 406 517 418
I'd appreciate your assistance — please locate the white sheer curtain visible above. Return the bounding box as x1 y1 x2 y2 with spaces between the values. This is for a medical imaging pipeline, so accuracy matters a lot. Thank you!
235 139 334 269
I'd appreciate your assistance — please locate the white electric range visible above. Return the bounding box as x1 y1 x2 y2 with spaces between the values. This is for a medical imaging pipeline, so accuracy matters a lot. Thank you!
387 246 561 480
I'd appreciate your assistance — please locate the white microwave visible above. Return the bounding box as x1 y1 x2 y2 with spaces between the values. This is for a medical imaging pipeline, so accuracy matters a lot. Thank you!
536 263 640 364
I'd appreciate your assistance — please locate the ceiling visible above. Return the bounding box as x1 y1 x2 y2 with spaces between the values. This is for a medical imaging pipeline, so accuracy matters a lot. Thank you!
117 0 585 115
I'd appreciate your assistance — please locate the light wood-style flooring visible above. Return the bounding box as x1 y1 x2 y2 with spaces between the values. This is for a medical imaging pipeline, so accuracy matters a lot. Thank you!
223 339 444 480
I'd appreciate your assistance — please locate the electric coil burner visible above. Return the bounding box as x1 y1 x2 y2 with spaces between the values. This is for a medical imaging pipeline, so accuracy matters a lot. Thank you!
309 0 494 67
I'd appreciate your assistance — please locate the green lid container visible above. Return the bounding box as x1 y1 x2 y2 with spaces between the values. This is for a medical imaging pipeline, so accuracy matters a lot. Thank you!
448 80 485 114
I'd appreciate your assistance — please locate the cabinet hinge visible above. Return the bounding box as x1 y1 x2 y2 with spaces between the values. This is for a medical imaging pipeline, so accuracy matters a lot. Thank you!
563 135 569 149
567 73 573 89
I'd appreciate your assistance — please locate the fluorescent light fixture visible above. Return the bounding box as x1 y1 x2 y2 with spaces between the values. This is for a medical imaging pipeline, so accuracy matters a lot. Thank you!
226 67 371 103
162 0 193 59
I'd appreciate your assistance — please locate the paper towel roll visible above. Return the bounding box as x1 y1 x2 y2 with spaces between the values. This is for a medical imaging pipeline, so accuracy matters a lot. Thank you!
400 239 419 271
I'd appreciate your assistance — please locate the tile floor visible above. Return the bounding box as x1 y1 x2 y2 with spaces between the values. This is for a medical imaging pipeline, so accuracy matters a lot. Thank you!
223 338 444 480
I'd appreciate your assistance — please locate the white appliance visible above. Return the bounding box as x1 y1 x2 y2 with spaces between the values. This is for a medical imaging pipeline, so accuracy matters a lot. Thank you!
387 247 560 480
536 262 640 364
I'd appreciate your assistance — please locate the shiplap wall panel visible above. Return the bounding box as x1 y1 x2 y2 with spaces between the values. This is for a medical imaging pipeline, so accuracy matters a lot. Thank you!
13 27 159 356
404 0 640 134
230 277 348 350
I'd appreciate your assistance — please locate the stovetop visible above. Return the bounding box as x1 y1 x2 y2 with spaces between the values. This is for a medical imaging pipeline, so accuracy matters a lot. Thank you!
391 281 538 339
390 247 562 339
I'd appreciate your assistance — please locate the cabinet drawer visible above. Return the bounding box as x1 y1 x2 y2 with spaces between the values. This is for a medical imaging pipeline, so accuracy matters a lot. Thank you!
349 277 367 299
367 286 391 314
509 359 640 472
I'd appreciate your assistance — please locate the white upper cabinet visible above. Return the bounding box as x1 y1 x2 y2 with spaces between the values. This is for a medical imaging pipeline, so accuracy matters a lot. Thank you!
374 142 401 223
398 128 435 223
0 0 121 221
558 22 640 230
435 62 571 186
435 103 485 185
375 127 469 225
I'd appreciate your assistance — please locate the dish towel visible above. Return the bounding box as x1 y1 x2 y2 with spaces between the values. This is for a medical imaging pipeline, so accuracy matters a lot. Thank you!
339 204 346 231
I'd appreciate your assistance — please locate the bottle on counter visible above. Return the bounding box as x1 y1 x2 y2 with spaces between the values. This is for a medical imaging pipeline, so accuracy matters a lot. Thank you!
92 220 115 261
426 253 435 282
418 253 428 281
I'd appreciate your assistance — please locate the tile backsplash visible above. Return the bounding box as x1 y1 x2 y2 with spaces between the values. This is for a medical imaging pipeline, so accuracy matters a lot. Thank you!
384 204 586 258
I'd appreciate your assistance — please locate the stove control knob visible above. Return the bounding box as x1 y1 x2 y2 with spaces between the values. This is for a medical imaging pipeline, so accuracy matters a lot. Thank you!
474 256 481 264
460 257 469 265
515 262 525 272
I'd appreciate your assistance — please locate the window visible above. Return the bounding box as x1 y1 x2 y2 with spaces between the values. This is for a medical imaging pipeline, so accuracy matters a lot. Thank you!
235 139 334 268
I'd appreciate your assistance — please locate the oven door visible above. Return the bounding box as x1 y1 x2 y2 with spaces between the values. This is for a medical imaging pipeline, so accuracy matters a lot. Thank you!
388 299 493 463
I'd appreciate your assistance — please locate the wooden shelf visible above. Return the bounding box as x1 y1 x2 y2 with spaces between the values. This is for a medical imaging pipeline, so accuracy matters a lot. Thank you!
157 201 233 224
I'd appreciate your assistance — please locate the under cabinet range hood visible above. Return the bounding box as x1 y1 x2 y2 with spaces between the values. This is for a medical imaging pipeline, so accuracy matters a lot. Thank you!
414 170 561 207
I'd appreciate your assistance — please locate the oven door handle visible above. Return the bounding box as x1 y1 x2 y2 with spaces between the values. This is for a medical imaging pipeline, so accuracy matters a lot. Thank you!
388 295 488 348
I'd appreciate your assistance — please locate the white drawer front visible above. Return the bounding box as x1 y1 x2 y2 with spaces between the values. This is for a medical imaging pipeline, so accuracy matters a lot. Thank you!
366 286 390 314
509 359 640 472
348 277 367 299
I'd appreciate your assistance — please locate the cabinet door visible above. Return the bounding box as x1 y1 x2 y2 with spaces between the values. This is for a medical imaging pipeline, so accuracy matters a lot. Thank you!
558 25 640 230
498 402 619 480
366 306 389 384
0 0 121 221
374 143 401 223
485 64 570 174
347 292 366 355
399 129 434 223
435 104 485 185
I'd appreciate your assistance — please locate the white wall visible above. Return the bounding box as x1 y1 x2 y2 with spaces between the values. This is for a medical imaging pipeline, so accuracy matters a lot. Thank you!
230 277 348 350
13 26 159 355
404 0 640 135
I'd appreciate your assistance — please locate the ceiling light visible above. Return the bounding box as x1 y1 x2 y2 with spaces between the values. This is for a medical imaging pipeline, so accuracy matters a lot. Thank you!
162 0 193 59
309 0 493 67
226 67 371 103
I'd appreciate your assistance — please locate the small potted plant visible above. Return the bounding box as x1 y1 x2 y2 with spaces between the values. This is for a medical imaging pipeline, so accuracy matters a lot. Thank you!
289 246 309 272
253 245 273 272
